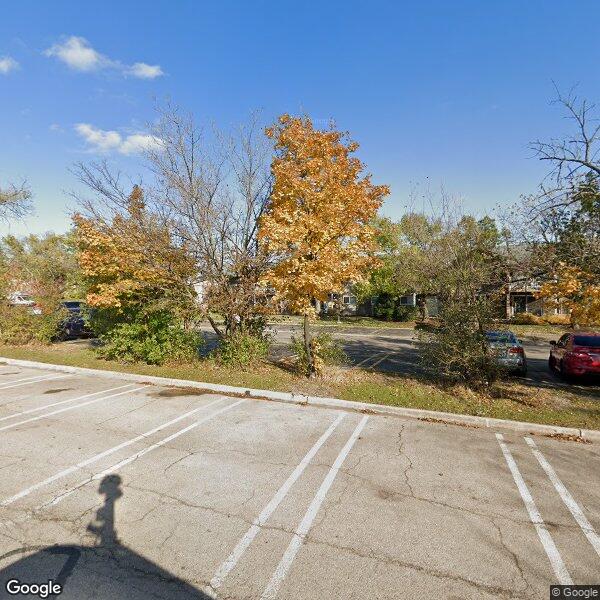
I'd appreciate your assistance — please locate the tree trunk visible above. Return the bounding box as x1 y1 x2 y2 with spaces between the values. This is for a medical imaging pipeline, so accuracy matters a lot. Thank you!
315 299 321 315
504 272 511 320
207 314 225 339
303 312 316 377
418 297 428 321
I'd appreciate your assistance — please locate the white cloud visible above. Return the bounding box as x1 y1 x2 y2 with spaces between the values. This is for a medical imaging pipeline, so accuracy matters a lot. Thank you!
44 36 108 72
127 62 163 79
0 56 19 74
75 123 162 155
75 123 122 151
119 133 163 154
45 36 163 79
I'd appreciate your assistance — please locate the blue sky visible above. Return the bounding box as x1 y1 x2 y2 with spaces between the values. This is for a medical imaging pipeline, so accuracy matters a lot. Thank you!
2 0 600 236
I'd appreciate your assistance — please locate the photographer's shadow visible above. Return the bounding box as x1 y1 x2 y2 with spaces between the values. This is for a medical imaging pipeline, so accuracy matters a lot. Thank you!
0 475 211 599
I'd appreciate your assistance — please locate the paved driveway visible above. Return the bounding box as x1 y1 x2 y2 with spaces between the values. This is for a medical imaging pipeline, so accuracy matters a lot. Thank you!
0 364 598 598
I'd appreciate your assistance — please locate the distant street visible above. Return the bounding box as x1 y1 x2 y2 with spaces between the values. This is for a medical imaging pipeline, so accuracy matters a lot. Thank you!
200 324 600 396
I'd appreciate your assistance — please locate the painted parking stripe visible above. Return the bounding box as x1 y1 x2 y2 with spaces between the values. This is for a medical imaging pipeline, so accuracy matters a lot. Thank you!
260 416 369 600
0 374 50 386
0 374 70 390
0 395 235 507
38 398 245 510
0 385 145 433
496 433 572 585
525 437 600 559
0 383 136 423
207 412 346 595
0 373 64 387
368 352 393 369
353 352 386 368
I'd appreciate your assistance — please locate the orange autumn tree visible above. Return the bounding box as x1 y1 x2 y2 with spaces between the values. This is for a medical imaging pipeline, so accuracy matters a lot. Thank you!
539 264 600 327
259 115 389 375
74 185 197 319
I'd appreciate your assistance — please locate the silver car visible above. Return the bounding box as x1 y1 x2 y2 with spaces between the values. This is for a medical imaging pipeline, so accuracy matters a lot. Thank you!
485 330 527 376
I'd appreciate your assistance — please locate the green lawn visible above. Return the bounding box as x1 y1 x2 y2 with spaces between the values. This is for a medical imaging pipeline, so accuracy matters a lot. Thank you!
1 343 598 432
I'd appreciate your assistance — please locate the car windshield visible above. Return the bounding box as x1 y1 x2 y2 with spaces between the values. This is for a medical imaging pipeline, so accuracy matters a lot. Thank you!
62 301 82 309
573 335 600 347
485 331 517 344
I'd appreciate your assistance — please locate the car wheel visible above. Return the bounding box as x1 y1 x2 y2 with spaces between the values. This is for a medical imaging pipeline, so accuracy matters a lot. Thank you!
559 360 573 382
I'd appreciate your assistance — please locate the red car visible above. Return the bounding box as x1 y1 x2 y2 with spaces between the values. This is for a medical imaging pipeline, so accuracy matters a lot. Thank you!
549 332 600 378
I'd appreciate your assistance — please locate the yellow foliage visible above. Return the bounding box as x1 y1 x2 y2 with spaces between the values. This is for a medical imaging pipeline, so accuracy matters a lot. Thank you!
73 186 196 311
539 263 600 326
259 115 389 314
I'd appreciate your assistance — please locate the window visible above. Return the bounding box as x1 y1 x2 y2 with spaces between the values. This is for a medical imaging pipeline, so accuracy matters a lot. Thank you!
573 335 600 347
343 296 356 305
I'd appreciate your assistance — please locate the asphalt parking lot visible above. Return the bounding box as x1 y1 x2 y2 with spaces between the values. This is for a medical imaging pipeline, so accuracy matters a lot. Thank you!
0 364 598 599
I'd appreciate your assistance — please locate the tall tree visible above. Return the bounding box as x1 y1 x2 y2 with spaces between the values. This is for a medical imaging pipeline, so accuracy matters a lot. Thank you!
525 90 600 325
259 115 388 375
535 175 600 325
73 107 273 339
74 185 198 320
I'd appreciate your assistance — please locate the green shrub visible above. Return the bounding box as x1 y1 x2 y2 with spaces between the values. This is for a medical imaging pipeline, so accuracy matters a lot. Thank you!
373 294 418 322
373 294 396 321
419 301 502 387
214 330 271 367
291 332 348 375
0 305 67 345
97 311 202 365
394 305 418 321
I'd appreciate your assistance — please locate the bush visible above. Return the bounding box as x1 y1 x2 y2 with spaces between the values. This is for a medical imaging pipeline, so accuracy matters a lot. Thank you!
0 304 67 345
394 305 419 322
373 294 418 322
509 312 571 326
419 301 502 387
373 294 396 321
97 312 202 365
291 332 348 375
510 312 542 325
214 330 271 367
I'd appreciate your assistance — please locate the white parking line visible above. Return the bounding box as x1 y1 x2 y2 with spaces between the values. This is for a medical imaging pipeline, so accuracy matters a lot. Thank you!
0 374 70 390
0 385 146 433
0 383 136 423
0 395 237 508
39 398 245 510
525 436 600 559
496 433 572 585
260 416 369 600
368 352 393 369
0 373 65 387
207 412 346 595
353 352 385 368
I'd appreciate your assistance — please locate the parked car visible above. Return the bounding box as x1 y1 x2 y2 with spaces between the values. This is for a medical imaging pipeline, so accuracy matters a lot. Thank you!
7 291 42 314
58 300 93 339
549 332 600 378
485 330 528 376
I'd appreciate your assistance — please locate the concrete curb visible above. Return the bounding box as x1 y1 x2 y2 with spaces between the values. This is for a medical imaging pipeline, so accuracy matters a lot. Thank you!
2 356 598 442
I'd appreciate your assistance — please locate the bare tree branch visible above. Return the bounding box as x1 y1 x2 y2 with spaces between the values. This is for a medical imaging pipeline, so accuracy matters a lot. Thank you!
0 180 33 222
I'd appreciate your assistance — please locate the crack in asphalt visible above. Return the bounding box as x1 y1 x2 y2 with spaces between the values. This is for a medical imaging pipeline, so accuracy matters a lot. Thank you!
302 535 532 599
